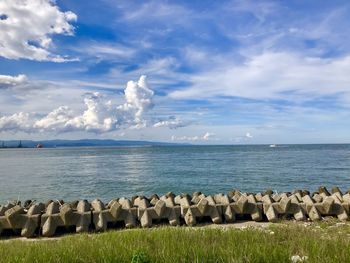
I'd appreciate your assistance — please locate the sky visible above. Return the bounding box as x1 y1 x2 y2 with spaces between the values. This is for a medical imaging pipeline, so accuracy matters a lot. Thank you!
0 0 350 144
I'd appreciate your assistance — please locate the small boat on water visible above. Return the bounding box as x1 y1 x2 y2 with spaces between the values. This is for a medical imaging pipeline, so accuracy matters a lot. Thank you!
269 144 277 148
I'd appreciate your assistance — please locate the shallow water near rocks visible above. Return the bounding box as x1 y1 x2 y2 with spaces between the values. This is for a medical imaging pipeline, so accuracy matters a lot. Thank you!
0 144 350 202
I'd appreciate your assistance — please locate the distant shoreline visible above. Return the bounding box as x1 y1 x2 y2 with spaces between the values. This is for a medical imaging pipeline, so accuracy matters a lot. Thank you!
0 139 187 149
0 140 350 150
1 140 350 149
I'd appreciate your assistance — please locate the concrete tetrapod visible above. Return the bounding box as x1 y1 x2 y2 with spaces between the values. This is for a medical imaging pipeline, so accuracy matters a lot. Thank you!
134 195 181 228
115 197 138 228
20 203 45 237
159 192 182 226
223 192 263 222
0 203 16 235
174 193 222 226
41 202 73 237
0 202 44 237
191 193 222 224
262 194 291 222
92 198 138 231
41 200 92 237
2 186 350 238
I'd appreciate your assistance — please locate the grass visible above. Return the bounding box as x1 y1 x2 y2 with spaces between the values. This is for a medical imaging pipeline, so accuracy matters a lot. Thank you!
1 221 350 263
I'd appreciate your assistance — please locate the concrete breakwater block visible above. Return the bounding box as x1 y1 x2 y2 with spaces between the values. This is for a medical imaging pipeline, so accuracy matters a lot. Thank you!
175 193 222 226
41 200 92 237
134 194 181 227
92 198 137 231
2 186 350 238
262 193 307 222
214 192 262 222
0 202 44 237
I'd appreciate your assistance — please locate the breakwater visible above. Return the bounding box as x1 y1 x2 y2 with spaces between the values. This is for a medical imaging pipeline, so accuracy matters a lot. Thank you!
0 186 349 238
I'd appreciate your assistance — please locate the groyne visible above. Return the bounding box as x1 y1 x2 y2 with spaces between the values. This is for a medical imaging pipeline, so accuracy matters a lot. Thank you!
0 186 349 238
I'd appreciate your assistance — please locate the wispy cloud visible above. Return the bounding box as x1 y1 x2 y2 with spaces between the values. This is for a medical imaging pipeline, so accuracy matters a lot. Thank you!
0 74 28 88
117 1 193 24
169 52 350 105
1 0 350 142
153 116 187 129
72 42 137 61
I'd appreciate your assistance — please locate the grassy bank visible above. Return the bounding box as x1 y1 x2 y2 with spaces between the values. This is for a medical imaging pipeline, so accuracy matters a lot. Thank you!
1 221 350 263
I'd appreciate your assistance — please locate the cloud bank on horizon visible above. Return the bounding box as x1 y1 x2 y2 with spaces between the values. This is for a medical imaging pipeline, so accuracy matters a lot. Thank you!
1 0 350 143
1 75 179 133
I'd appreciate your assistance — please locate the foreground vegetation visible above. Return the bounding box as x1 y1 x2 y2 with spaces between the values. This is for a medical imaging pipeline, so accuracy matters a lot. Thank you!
1 220 350 263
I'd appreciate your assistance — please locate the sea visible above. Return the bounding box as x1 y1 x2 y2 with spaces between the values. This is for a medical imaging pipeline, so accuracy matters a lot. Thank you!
0 144 350 203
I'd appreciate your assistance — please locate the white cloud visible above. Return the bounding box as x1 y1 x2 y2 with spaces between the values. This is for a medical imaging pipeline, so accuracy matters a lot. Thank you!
73 42 136 61
245 132 253 138
226 0 279 22
119 75 154 127
0 112 33 132
35 106 74 132
0 76 95 116
171 132 215 142
203 132 215 140
120 1 191 24
0 76 157 133
0 0 77 62
169 52 350 104
230 132 254 143
153 117 186 129
0 74 27 88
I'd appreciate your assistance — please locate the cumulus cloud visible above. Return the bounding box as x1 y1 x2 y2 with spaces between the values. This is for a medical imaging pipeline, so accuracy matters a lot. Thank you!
0 112 33 132
35 106 74 132
0 76 156 133
120 75 154 126
0 74 28 88
171 132 215 141
0 0 77 62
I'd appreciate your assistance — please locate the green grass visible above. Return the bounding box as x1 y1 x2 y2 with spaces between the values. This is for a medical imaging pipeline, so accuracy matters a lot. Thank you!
1 222 350 263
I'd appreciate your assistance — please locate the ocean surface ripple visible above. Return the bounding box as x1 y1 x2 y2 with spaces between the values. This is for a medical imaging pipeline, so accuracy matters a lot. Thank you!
0 144 350 202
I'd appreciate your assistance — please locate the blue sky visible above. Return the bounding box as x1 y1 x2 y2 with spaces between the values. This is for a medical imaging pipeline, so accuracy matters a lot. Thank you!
0 0 350 144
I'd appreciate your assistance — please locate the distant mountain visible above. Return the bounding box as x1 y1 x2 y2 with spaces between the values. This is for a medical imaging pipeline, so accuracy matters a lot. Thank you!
0 139 183 148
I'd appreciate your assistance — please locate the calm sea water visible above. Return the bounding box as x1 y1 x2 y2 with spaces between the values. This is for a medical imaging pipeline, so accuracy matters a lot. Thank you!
0 144 350 203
